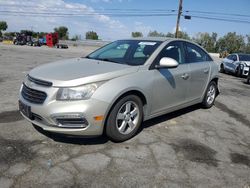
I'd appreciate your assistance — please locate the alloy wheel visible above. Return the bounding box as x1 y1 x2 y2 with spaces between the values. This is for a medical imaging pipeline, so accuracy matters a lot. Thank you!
116 101 140 135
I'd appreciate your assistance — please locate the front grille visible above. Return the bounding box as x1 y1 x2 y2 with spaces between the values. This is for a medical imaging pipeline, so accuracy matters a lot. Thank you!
21 84 47 104
28 75 52 87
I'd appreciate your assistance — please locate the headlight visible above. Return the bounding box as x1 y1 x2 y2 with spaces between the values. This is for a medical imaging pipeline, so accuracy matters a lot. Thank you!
56 82 104 100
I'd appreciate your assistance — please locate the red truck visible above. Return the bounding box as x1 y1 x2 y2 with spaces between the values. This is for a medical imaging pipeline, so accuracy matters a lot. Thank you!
46 32 68 48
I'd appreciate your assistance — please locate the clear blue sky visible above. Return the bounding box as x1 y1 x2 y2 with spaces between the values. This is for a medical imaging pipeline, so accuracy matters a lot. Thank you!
1 0 250 40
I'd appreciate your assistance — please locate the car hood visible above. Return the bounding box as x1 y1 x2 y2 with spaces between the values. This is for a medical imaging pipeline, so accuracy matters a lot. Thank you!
29 58 139 87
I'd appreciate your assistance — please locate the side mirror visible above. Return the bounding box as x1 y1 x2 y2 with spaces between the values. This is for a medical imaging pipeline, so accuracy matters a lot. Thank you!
156 57 179 69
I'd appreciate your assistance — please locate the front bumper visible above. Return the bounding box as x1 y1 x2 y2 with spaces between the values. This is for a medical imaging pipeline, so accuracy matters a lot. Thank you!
19 84 110 136
242 66 250 76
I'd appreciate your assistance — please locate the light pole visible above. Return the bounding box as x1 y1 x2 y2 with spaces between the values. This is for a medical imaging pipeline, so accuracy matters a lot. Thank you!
175 0 183 38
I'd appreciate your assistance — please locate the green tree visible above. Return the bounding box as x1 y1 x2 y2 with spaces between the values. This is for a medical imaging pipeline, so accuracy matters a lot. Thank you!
37 32 48 38
3 32 15 40
0 21 8 37
216 32 244 53
54 26 69 40
193 32 217 52
177 31 190 40
165 32 174 38
86 31 98 40
245 34 250 54
148 30 166 37
71 35 80 41
131 31 143 38
20 30 33 36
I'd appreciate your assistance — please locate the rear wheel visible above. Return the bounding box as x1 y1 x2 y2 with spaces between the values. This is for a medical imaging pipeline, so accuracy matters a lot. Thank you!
202 81 217 109
106 95 143 142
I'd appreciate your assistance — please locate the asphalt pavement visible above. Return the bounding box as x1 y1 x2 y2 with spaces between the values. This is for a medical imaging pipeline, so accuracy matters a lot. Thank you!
0 44 249 188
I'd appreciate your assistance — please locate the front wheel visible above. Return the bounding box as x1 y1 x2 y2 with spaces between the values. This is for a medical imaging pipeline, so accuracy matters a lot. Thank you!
106 95 143 142
219 64 225 73
236 66 242 77
202 81 217 109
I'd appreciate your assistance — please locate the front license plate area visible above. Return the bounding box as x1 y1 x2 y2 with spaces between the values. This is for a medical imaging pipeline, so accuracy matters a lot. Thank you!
19 101 33 120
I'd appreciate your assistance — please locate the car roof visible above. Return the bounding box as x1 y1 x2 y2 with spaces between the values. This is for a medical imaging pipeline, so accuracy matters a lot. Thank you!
233 53 250 55
121 37 193 43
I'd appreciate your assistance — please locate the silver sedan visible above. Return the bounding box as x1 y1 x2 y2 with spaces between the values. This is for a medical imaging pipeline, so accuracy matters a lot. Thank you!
220 53 250 77
19 38 219 142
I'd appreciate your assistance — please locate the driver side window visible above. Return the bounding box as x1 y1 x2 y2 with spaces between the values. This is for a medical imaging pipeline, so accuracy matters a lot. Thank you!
232 55 237 61
156 41 184 65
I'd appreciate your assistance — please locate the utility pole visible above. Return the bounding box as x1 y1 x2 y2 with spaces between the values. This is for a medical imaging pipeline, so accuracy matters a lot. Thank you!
175 0 183 38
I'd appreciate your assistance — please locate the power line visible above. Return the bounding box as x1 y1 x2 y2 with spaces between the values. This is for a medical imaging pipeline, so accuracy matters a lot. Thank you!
184 10 250 18
0 7 250 24
0 11 177 17
182 14 250 24
0 4 176 12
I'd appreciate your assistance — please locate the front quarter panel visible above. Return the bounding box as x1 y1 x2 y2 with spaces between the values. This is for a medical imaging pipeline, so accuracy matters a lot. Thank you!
91 66 154 120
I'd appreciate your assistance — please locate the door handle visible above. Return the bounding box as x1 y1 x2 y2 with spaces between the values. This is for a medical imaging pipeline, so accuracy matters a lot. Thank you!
181 73 189 80
204 69 209 74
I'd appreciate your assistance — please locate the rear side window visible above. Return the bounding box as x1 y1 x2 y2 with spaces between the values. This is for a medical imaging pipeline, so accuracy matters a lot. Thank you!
185 42 212 63
239 54 250 61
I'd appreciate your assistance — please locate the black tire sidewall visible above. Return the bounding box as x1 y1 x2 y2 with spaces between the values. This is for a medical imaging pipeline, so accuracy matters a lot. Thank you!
202 81 217 109
219 64 224 73
236 66 241 77
106 95 143 142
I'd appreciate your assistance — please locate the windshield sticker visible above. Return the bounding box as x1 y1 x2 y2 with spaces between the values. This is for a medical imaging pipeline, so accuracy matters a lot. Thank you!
138 42 157 46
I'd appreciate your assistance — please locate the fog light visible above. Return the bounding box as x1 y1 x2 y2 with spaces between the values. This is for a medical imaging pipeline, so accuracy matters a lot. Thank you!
51 113 88 128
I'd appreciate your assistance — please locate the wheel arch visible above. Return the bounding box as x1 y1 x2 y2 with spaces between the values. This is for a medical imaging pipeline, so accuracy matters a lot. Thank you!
102 89 147 135
210 77 220 96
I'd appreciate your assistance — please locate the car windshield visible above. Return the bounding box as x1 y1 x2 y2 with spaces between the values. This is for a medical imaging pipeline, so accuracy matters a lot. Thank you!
239 54 250 61
86 40 162 66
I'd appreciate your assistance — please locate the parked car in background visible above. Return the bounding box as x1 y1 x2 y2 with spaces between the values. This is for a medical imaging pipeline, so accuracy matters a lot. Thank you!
19 38 219 142
220 53 250 77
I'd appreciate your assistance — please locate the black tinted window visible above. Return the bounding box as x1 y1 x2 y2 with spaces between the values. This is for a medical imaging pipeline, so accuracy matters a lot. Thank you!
185 42 212 63
239 54 250 61
232 55 237 61
155 41 184 64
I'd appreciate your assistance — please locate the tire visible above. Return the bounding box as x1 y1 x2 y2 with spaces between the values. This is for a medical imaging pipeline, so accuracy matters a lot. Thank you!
219 64 225 73
247 76 250 84
202 81 217 109
235 66 242 77
106 95 143 142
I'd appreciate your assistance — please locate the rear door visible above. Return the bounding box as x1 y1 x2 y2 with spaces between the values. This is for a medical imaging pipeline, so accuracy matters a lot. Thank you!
184 42 212 101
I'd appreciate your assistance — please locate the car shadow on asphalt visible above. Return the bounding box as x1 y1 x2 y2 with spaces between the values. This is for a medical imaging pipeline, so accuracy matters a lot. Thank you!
140 104 201 131
33 104 201 145
33 125 109 145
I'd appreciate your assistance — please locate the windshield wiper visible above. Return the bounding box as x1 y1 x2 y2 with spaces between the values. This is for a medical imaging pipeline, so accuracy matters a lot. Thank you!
97 58 119 64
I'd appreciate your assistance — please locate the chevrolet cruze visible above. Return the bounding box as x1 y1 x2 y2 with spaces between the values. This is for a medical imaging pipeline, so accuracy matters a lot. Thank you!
19 38 219 142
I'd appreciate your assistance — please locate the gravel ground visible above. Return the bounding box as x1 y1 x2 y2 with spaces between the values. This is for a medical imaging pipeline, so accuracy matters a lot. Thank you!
0 43 249 188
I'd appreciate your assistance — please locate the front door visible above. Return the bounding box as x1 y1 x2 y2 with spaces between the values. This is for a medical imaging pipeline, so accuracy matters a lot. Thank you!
150 41 190 115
